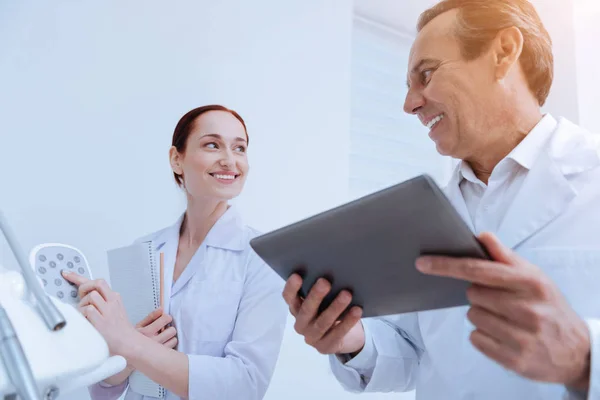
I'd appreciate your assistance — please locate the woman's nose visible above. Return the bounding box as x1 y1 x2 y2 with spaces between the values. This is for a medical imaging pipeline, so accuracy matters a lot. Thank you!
219 151 234 168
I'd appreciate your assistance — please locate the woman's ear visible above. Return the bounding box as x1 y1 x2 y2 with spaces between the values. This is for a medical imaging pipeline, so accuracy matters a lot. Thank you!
169 146 183 175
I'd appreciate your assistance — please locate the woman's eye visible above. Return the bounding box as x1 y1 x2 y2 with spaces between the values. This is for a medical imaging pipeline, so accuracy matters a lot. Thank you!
235 146 246 153
205 142 218 149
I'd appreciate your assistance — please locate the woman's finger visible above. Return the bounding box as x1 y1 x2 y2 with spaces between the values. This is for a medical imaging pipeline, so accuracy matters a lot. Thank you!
163 336 178 349
146 313 173 334
79 290 108 314
78 279 116 302
80 304 101 325
156 326 177 344
136 308 164 329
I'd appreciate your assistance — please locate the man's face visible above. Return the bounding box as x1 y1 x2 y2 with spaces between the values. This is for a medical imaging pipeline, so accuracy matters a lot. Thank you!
404 10 498 160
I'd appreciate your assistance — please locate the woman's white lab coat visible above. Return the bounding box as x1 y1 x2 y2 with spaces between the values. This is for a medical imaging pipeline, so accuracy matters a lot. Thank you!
90 206 287 400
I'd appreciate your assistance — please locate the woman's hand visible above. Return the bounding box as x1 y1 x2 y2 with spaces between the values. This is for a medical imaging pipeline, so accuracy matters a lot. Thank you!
106 308 179 385
136 308 178 350
62 271 140 357
63 271 188 397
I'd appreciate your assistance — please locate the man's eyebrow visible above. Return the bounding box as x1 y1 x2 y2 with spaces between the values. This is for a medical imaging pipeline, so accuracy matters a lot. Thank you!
406 58 442 88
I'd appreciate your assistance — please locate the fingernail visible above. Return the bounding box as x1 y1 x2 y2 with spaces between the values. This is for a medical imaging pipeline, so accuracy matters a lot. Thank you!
339 291 351 303
416 257 432 272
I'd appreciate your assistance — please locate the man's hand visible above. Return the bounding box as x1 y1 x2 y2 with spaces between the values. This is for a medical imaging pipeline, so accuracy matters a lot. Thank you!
416 232 591 390
282 275 364 355
136 308 178 350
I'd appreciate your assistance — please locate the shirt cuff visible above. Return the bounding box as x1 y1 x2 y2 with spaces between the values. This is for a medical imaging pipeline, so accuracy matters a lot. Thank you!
345 325 376 371
328 320 377 390
88 380 128 400
586 318 600 399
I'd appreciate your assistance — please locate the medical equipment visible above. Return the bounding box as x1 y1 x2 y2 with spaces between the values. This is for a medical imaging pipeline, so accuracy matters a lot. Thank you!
30 244 93 307
0 211 126 400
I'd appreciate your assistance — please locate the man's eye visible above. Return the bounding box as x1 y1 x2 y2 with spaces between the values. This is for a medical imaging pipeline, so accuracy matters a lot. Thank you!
421 69 433 84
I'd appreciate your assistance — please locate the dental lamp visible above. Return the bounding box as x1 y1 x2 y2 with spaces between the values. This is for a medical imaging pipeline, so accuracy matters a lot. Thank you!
0 211 126 399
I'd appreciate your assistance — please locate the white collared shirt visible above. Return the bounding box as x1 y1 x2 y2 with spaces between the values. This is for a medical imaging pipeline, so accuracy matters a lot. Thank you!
458 114 557 234
89 206 287 400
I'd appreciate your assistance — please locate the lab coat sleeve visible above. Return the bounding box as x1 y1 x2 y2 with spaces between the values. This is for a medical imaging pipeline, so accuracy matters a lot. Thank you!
187 252 287 400
87 380 128 400
564 318 600 400
329 313 424 393
588 318 600 399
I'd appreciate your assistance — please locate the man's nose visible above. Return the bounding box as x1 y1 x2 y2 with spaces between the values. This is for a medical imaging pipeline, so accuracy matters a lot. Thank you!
403 88 425 115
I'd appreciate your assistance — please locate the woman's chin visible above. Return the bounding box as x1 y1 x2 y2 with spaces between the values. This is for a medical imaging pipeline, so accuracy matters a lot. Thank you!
184 188 240 203
212 188 243 201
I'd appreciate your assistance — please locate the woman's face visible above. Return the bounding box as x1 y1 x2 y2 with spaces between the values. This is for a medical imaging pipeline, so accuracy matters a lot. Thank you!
170 110 249 201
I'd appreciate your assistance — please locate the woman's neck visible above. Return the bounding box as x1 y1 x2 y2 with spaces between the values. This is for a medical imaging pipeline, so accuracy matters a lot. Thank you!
179 198 229 248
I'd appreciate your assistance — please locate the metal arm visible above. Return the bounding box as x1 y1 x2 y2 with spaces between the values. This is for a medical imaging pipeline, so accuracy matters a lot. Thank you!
0 307 41 400
0 211 65 331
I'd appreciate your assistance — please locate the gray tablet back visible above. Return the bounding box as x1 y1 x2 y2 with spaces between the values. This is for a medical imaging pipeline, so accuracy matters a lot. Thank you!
250 174 489 318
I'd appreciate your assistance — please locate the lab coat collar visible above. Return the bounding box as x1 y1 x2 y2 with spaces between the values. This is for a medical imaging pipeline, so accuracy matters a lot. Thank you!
496 117 599 249
153 205 246 252
506 114 557 170
149 205 247 309
446 170 475 233
447 116 600 250
456 114 557 187
203 205 247 251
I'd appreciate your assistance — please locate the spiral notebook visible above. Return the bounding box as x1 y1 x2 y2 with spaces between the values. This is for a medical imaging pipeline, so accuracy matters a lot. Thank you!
106 241 165 398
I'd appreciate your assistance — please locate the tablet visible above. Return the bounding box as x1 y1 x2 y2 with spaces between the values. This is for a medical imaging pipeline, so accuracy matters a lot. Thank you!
250 174 490 318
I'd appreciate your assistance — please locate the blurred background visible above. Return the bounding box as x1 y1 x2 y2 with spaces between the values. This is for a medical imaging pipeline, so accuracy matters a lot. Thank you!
1 0 598 399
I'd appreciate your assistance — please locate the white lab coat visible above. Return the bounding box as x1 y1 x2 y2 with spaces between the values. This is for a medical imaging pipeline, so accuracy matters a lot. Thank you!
89 206 287 400
330 117 600 399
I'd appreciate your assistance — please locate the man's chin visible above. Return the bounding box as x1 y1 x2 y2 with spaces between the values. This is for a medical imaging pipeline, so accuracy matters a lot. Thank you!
434 142 454 157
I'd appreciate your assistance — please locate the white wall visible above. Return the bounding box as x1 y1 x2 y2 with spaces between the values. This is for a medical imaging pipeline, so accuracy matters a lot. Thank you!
0 1 389 399
574 0 600 130
532 0 580 123
0 1 412 399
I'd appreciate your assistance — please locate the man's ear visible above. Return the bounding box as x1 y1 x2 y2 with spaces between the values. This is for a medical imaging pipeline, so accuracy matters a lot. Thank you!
492 26 524 80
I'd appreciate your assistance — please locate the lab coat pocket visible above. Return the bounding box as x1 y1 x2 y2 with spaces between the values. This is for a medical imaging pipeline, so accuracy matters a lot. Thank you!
519 248 600 317
180 279 244 346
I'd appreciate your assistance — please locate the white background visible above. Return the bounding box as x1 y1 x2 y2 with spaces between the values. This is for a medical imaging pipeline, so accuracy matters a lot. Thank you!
0 1 597 399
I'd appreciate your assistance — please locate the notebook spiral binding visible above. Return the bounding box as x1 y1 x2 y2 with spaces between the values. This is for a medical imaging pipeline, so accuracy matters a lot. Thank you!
147 241 160 310
146 241 165 397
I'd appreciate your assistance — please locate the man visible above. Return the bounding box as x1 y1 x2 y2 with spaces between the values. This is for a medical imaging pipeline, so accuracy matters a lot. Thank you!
282 1 600 399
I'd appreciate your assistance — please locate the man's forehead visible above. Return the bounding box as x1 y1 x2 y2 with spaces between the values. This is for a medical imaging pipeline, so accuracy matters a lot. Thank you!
408 9 459 69
418 7 459 39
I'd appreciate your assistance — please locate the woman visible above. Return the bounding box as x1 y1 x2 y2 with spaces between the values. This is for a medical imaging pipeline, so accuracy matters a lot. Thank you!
63 105 287 400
